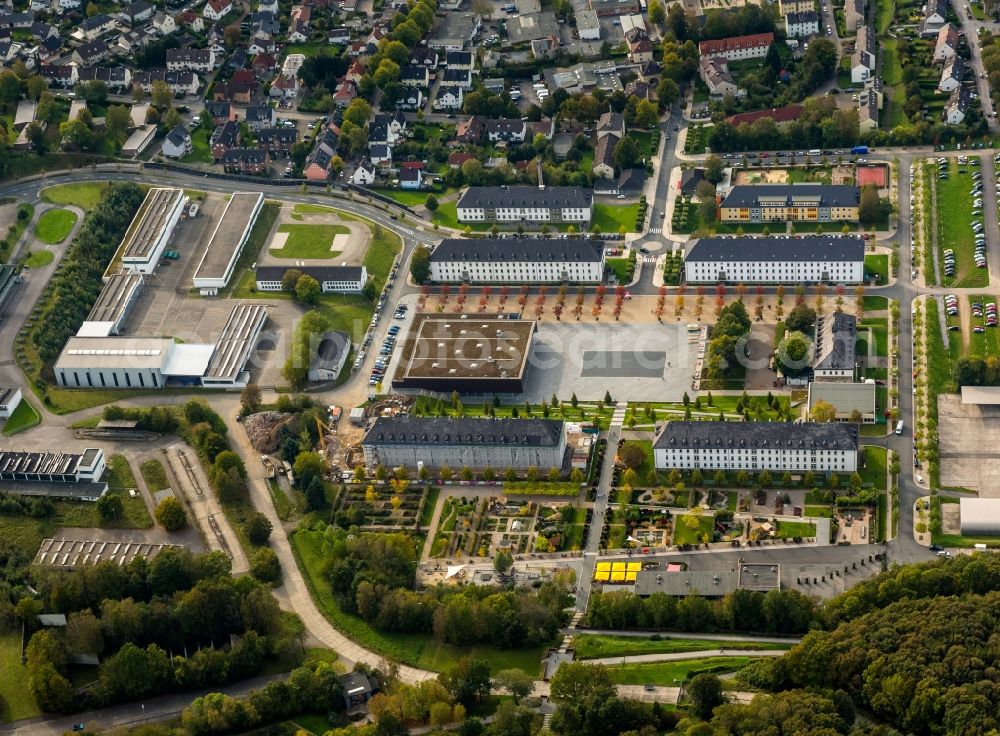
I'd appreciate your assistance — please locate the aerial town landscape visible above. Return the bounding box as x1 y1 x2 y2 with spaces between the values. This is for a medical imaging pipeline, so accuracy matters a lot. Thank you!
0 0 998 731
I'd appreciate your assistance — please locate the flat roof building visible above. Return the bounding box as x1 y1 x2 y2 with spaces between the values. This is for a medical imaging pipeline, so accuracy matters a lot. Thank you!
720 184 861 223
80 272 144 336
363 416 567 471
0 447 107 501
684 235 865 284
429 237 605 283
193 192 264 295
807 381 877 423
653 421 859 473
631 563 780 597
202 303 268 388
392 315 535 393
960 498 1000 535
55 304 265 390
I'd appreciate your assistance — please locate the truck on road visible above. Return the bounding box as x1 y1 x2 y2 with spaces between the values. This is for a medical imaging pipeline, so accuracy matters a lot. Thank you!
851 145 869 154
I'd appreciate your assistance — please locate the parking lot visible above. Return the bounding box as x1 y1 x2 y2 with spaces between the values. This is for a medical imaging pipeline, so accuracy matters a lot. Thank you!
522 322 699 403
938 394 1000 495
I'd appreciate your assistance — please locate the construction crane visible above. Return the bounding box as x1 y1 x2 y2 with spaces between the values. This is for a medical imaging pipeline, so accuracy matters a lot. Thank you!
315 415 331 452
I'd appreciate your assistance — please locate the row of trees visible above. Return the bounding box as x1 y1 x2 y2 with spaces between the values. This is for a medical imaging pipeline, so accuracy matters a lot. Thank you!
585 588 815 635
33 183 144 366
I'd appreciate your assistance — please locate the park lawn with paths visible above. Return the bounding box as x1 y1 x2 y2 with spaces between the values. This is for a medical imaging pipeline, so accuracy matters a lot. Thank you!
140 458 170 492
0 632 40 722
860 317 889 357
875 0 895 33
2 398 40 435
41 182 110 210
418 485 440 528
936 159 987 288
33 208 77 244
23 249 53 268
605 656 756 685
593 203 640 234
269 224 348 259
621 440 656 483
672 513 715 546
360 217 402 291
290 529 546 674
860 446 887 491
572 634 793 660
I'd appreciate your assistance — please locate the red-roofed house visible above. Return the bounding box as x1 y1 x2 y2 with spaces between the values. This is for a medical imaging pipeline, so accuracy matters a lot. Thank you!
449 152 475 168
333 81 357 107
346 59 366 84
252 53 277 77
203 0 232 20
698 32 774 62
724 104 804 127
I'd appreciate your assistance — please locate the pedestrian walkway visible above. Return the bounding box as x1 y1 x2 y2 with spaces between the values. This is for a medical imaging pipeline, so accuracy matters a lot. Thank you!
584 648 787 666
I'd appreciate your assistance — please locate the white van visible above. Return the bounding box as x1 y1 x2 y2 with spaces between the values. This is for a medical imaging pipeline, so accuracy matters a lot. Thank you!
895 420 904 435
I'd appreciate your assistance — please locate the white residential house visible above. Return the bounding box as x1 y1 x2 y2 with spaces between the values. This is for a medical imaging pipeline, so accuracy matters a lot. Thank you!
152 11 176 34
352 158 376 185
944 86 970 124
161 125 192 158
434 86 463 110
938 55 964 92
933 23 958 63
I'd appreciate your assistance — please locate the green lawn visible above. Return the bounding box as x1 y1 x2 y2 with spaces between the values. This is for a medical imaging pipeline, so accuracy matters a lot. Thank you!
180 123 213 164
0 633 40 722
593 203 640 234
140 459 169 492
672 513 715 546
605 656 756 685
573 634 793 660
774 520 817 539
107 454 138 490
864 254 889 285
23 249 53 268
431 201 462 230
33 208 77 244
293 203 339 216
359 216 402 291
372 188 434 207
269 224 348 259
418 486 440 528
290 529 546 675
862 295 888 312
0 203 33 262
40 182 109 210
2 398 40 435
860 446 887 491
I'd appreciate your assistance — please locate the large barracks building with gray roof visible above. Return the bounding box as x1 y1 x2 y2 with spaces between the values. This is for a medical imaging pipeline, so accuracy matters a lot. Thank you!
429 237 605 283
362 416 567 471
456 185 593 224
684 235 864 284
652 421 859 473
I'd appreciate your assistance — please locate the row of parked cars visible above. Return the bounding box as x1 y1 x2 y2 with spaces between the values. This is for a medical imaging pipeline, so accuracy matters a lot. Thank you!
370 322 402 386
